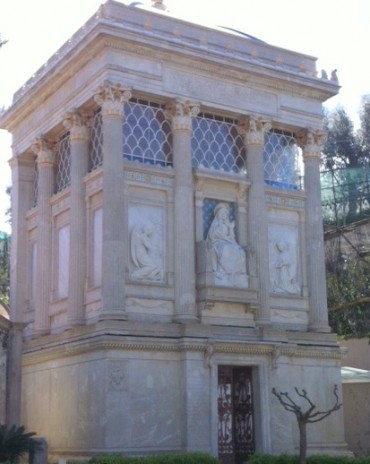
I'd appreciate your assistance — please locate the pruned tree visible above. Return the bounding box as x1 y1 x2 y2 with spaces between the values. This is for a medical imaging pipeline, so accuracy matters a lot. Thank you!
272 385 342 464
0 34 7 49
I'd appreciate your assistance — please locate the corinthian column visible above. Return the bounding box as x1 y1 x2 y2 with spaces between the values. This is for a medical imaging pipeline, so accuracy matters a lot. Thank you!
239 116 271 326
299 130 330 332
63 110 90 326
94 82 132 319
8 152 35 323
32 137 55 334
166 100 200 322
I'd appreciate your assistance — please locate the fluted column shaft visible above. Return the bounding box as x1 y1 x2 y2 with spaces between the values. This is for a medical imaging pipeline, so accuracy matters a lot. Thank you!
32 137 55 333
8 153 35 322
300 130 330 332
167 100 199 322
5 322 25 426
63 110 90 326
240 116 271 325
94 82 132 318
7 153 33 427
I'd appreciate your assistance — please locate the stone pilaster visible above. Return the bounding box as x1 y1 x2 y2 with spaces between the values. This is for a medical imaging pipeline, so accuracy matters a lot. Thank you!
298 129 330 332
32 137 55 334
8 153 36 322
63 110 90 326
239 116 271 326
94 82 132 319
166 99 200 322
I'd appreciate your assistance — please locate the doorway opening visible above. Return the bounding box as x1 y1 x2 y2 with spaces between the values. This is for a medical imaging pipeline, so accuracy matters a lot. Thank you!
218 365 255 464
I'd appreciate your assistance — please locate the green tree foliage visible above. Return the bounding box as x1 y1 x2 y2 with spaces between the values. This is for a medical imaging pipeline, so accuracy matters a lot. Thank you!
323 97 370 336
322 107 363 223
323 107 360 170
0 232 10 308
326 253 370 337
358 96 370 160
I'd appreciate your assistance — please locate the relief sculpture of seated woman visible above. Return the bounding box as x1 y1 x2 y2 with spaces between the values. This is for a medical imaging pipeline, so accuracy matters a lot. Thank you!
206 202 248 288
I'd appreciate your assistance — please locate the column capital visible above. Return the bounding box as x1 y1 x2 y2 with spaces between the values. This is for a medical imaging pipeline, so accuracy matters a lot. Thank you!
32 136 55 166
94 81 132 118
63 109 90 142
165 99 200 131
297 129 327 159
238 115 271 146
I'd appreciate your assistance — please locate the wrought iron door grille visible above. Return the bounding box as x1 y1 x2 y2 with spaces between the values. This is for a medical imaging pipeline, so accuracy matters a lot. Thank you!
218 366 255 464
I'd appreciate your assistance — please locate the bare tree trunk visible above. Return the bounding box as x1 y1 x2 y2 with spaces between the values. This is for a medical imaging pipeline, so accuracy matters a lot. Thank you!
298 420 307 464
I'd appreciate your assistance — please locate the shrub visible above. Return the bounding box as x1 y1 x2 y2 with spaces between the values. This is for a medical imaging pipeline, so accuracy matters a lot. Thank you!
89 453 219 464
0 424 36 464
248 455 370 464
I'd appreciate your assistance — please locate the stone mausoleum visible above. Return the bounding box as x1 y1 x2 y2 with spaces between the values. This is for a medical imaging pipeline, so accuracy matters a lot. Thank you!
0 1 348 462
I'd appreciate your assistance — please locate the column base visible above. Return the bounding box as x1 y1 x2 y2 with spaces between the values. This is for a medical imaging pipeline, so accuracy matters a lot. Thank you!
67 317 86 328
173 314 199 324
308 323 332 333
32 328 50 338
99 310 128 321
256 317 271 328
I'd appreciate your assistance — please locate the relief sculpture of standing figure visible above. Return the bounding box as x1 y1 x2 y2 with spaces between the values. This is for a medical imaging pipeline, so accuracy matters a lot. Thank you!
272 241 299 294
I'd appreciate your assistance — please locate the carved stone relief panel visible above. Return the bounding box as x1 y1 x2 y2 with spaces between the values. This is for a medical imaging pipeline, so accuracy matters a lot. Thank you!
107 360 128 392
128 204 165 282
268 223 300 295
204 200 248 288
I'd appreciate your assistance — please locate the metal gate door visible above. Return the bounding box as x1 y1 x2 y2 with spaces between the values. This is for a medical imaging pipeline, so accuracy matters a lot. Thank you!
218 366 255 464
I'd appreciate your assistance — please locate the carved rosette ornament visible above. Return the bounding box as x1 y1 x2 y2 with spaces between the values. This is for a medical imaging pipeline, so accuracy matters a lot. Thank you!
94 81 132 118
165 99 200 131
63 109 90 142
32 136 55 166
238 115 271 146
297 129 327 159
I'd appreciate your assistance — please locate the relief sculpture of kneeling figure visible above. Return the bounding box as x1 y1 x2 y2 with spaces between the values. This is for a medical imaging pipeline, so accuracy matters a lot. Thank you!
206 202 248 287
130 222 163 281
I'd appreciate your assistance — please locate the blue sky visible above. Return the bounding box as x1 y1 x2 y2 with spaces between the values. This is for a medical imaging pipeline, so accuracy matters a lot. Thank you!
1 0 369 233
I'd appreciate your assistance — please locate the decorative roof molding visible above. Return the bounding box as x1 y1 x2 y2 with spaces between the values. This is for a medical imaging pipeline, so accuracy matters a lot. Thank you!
7 0 338 109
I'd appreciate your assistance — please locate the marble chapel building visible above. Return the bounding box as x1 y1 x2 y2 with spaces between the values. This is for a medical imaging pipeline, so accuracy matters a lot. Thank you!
0 1 348 462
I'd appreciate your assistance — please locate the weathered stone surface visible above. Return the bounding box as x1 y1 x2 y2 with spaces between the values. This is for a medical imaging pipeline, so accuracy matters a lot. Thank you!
0 0 346 462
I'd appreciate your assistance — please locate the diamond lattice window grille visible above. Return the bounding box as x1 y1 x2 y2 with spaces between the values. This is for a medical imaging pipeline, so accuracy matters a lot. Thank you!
192 113 246 174
55 132 71 193
123 99 173 167
89 108 103 171
263 129 303 190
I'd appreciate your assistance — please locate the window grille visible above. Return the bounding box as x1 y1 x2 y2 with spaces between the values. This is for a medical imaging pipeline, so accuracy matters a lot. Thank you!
55 132 71 193
192 113 246 174
90 108 103 170
264 129 303 190
123 99 173 167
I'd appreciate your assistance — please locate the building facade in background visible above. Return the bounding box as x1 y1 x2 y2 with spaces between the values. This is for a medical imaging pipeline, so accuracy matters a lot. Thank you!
0 1 347 462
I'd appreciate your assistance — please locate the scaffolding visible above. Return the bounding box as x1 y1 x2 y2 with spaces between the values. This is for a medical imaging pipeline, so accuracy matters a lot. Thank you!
321 167 370 229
